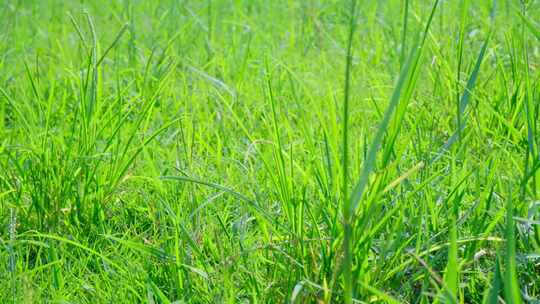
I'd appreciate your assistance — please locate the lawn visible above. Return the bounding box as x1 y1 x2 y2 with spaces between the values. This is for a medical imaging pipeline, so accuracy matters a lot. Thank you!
1 0 540 302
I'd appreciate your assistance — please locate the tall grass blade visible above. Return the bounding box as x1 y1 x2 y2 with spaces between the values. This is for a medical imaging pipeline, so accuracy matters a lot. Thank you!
341 0 359 301
342 1 439 301
503 188 522 304
484 256 502 304
431 32 490 164
443 202 459 303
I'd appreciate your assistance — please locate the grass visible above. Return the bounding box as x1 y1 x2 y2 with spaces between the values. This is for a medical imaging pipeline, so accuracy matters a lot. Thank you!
1 0 539 302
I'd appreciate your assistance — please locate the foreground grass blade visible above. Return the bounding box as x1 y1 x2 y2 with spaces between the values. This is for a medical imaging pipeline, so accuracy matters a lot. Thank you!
342 1 439 302
348 0 440 215
503 189 522 304
341 0 359 302
484 257 502 304
147 280 172 304
443 206 459 303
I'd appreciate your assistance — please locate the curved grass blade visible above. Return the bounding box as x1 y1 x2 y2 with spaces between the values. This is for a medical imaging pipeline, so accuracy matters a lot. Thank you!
430 31 491 164
161 175 281 229
341 1 440 302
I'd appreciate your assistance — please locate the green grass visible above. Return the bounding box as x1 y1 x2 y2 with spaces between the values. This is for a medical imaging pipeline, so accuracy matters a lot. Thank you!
1 0 539 302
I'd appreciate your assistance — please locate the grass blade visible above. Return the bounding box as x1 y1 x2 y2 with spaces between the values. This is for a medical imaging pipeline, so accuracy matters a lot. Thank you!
484 256 502 304
431 32 490 163
503 188 522 304
342 1 439 301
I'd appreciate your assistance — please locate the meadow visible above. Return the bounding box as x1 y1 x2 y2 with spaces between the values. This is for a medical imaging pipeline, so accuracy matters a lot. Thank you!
1 0 540 302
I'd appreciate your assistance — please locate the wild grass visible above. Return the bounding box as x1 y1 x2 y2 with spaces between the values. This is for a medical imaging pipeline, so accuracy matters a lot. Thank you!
1 0 539 303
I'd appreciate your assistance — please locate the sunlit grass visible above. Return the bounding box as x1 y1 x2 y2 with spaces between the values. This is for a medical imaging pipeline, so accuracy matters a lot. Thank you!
1 0 539 302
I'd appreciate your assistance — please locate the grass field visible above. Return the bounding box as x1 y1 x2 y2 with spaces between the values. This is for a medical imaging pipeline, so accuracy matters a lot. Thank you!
1 0 540 302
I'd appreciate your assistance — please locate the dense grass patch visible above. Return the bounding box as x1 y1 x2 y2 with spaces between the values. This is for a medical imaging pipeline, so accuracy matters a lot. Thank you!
1 0 540 302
